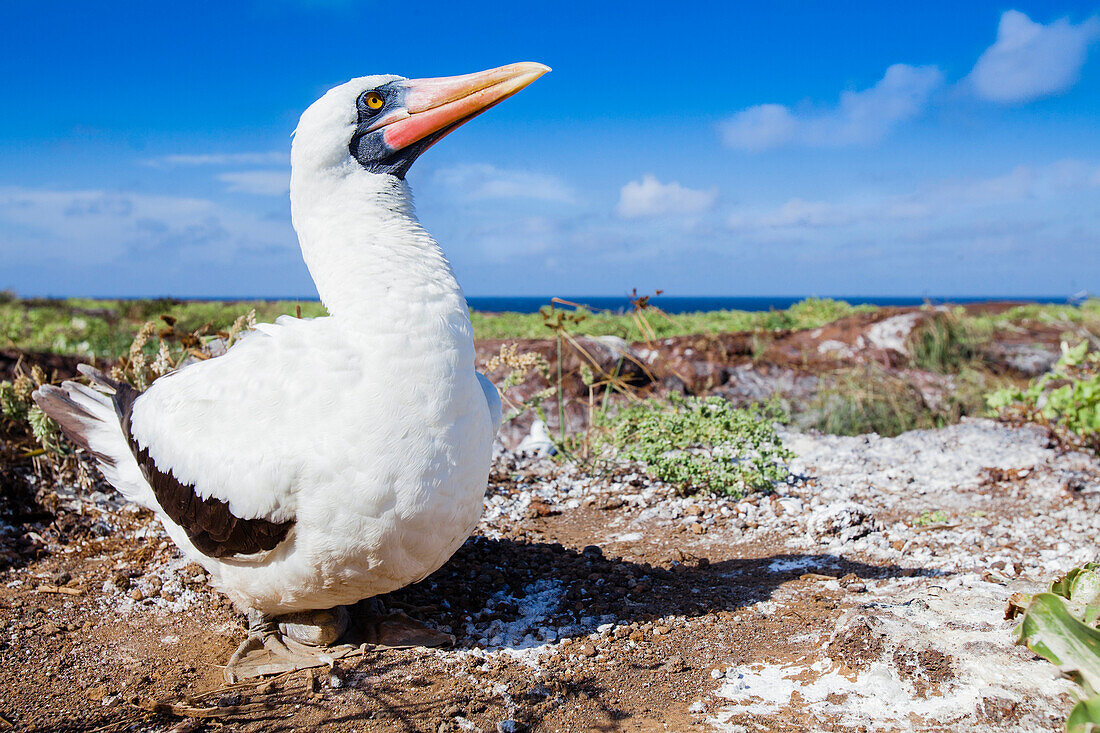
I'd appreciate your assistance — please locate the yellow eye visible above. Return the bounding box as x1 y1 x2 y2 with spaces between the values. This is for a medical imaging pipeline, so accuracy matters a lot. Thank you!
364 92 384 110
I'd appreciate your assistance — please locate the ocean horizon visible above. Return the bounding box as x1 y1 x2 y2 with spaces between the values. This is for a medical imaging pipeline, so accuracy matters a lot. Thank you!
464 295 1082 314
37 294 1084 315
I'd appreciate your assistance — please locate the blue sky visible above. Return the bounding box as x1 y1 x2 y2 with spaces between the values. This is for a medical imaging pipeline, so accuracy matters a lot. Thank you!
2 1 1099 298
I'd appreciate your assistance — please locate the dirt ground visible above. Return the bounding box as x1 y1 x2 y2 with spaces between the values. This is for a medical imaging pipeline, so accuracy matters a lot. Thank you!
1 417 1096 732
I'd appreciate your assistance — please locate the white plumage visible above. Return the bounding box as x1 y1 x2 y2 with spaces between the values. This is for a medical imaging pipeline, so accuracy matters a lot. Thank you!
32 67 551 622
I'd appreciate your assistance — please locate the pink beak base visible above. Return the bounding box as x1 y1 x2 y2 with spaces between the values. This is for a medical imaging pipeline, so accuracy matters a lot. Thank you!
378 62 550 152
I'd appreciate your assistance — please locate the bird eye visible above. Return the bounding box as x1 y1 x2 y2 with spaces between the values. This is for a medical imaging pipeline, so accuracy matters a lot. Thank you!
363 92 384 111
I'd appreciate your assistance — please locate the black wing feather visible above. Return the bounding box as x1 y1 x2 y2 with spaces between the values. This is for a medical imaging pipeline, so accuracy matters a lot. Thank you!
111 380 293 558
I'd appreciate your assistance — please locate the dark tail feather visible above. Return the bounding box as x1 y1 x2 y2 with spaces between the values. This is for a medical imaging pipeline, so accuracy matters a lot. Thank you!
32 385 116 465
77 364 121 393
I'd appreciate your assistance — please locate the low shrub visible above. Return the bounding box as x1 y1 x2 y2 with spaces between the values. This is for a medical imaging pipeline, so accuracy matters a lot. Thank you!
596 395 793 497
987 341 1100 453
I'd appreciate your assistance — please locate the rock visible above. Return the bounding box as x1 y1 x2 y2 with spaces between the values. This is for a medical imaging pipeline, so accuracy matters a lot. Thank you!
497 721 527 733
661 654 687 673
516 419 556 458
525 499 558 519
84 685 108 701
217 692 242 708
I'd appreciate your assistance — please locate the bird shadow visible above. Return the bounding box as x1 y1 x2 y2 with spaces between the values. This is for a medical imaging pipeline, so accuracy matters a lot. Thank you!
24 537 938 733
315 536 936 732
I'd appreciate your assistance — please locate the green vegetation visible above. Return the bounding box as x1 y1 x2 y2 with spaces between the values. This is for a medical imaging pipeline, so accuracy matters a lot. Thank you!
1009 563 1100 733
913 509 949 526
595 395 793 497
471 297 876 341
806 365 995 438
0 366 62 455
0 296 324 359
988 341 1100 453
967 299 1100 340
2 295 872 356
908 310 978 373
4 295 1099 359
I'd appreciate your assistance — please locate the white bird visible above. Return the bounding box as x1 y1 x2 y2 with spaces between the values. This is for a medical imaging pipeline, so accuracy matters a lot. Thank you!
33 62 549 679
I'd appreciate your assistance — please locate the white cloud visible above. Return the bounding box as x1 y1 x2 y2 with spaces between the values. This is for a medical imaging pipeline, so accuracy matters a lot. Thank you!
616 174 718 219
720 64 944 151
726 159 1100 238
433 164 575 203
967 10 1100 103
0 186 296 267
145 152 289 168
218 170 290 196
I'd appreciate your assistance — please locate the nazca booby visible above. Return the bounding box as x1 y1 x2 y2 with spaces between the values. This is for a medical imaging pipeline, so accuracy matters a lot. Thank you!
33 62 549 678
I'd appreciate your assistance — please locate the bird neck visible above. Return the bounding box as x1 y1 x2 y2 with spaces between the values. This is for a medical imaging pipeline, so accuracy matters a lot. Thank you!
290 166 471 342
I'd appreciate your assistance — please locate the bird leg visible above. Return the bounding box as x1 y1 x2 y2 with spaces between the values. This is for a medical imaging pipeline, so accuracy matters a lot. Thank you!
223 607 351 683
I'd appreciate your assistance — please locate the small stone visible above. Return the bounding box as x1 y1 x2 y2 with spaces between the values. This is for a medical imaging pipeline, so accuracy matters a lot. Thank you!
654 625 670 636
217 692 242 708
443 704 465 718
129 588 145 601
578 644 597 657
685 505 703 516
629 630 644 642
160 590 177 603
525 499 558 519
661 654 687 673
689 523 706 535
497 721 526 733
85 685 108 701
112 574 131 591
600 497 625 511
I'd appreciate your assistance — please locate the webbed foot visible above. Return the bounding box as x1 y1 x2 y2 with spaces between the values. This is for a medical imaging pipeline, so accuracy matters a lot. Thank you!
223 607 352 683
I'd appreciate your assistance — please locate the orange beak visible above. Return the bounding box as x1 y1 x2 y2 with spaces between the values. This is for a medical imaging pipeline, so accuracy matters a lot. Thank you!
364 62 550 152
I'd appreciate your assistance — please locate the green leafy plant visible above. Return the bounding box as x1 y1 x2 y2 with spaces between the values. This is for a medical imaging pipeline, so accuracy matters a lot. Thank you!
913 509 949 526
988 341 1100 453
595 395 793 497
0 365 63 457
1010 563 1100 732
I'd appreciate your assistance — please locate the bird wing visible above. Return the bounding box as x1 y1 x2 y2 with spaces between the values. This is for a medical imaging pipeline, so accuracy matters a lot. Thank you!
477 371 502 436
124 316 342 557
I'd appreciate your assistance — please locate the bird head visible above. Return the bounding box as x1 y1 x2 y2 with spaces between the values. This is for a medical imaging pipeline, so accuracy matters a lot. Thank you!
292 63 550 179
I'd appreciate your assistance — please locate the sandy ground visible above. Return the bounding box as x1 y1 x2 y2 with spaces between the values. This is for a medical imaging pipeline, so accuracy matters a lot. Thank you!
1 418 1097 732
